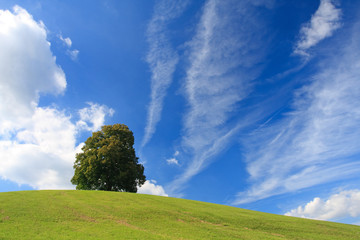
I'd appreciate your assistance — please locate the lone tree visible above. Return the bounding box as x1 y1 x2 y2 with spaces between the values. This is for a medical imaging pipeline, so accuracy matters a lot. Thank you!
71 124 145 192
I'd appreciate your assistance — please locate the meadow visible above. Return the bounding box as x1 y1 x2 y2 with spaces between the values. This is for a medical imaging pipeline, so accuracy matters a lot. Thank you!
0 190 359 239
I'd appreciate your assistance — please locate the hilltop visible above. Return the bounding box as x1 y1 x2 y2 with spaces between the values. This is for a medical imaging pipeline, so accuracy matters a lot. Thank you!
0 190 359 239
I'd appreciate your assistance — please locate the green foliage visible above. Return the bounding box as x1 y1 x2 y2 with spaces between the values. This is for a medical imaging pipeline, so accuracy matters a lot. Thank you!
0 190 359 240
71 124 145 192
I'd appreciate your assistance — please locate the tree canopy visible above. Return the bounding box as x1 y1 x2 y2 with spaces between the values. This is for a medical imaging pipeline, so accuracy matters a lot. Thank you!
71 124 145 192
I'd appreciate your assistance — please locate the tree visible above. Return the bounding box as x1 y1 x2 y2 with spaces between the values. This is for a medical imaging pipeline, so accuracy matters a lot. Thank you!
71 124 145 192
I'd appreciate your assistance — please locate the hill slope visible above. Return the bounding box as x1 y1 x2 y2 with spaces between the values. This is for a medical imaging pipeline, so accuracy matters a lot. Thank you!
0 190 359 239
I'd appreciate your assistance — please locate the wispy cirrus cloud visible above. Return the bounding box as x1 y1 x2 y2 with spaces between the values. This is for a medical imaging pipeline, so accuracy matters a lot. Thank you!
142 0 189 147
234 20 360 204
168 0 270 194
294 0 341 56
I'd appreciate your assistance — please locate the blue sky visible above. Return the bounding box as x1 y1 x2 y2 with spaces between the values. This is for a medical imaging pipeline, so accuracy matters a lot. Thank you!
1 0 360 225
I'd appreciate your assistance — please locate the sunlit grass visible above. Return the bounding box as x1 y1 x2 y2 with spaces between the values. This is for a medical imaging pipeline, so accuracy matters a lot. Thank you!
0 190 359 239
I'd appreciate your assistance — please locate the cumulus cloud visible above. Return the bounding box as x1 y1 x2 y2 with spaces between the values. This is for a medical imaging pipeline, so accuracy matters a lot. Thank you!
0 5 66 133
166 158 179 166
0 103 113 189
76 102 114 132
142 0 189 147
67 49 79 61
0 6 113 189
59 34 79 60
294 0 341 56
234 19 360 204
168 0 268 194
137 180 168 197
0 107 78 189
59 35 72 48
285 190 360 221
166 151 180 165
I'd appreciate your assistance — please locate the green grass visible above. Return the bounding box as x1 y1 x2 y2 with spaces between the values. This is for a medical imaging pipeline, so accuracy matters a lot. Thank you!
0 191 359 239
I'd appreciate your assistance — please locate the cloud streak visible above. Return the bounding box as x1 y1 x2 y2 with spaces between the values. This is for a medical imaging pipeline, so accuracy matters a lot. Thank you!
142 0 188 147
234 19 360 204
294 0 341 56
168 0 269 194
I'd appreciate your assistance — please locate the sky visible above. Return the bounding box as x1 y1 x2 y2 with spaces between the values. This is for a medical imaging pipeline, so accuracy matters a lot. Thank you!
0 0 360 225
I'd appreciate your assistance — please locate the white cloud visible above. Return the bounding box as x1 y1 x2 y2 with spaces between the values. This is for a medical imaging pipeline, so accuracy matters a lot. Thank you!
67 49 79 61
0 107 79 189
285 190 360 221
142 0 189 147
250 0 275 9
0 5 66 134
76 102 114 132
59 35 72 48
166 158 179 166
0 6 113 189
234 20 360 204
166 150 180 165
0 102 113 189
168 0 268 195
59 35 79 61
294 0 341 56
137 180 168 197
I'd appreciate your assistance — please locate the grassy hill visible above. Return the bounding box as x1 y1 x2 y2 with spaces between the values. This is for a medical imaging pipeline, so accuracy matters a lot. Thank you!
0 190 359 239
